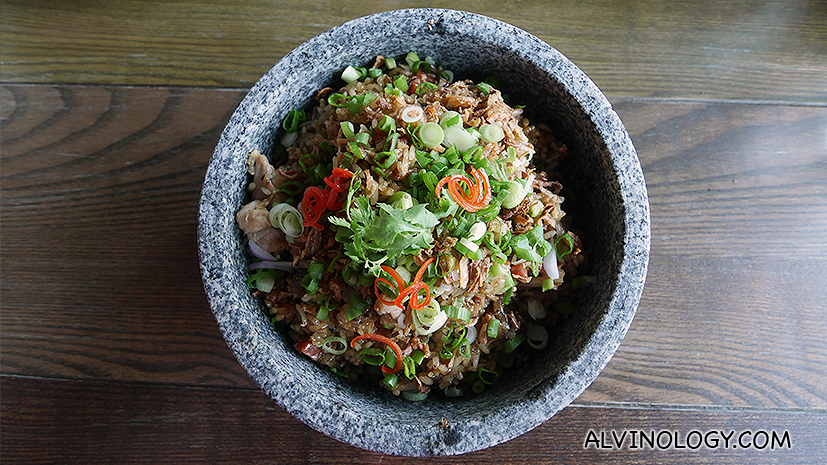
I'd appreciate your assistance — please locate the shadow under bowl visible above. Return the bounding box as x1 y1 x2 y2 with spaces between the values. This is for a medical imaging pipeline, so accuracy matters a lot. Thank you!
198 8 650 456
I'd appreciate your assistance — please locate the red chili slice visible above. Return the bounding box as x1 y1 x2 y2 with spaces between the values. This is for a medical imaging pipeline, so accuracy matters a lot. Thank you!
350 333 404 374
301 186 327 230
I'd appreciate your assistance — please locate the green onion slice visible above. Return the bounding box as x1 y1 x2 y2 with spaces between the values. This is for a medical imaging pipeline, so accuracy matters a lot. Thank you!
374 151 398 169
340 121 355 139
503 333 526 353
478 367 499 384
321 336 347 355
282 109 306 133
479 123 505 143
341 65 361 83
410 349 425 365
401 390 428 402
354 132 370 146
555 233 575 258
378 114 396 133
383 373 399 389
327 93 348 108
246 270 276 293
487 319 500 338
459 338 471 357
419 122 444 148
358 347 386 365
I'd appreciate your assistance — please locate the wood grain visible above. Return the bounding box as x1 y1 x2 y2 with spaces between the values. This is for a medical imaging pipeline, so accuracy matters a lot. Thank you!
2 0 826 102
2 85 826 412
2 375 824 464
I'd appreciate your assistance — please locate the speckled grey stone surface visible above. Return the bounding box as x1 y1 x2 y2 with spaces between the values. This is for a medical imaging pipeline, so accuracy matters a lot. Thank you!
198 8 650 457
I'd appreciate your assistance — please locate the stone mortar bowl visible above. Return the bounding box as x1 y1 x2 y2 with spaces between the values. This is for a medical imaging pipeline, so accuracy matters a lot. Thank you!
198 8 650 456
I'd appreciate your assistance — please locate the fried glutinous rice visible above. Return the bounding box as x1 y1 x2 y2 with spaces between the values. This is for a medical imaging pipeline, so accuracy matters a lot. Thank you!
236 52 588 400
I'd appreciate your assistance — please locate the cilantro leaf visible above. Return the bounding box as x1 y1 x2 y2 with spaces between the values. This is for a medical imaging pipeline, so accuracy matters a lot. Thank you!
333 194 438 275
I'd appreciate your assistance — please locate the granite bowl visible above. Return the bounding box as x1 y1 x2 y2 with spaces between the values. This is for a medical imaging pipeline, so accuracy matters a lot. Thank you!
198 8 650 456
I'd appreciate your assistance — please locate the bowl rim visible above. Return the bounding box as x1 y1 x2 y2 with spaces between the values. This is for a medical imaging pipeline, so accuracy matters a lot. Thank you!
198 7 650 456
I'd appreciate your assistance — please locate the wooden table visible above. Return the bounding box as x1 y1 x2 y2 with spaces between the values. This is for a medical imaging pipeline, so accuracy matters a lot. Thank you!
2 1 826 463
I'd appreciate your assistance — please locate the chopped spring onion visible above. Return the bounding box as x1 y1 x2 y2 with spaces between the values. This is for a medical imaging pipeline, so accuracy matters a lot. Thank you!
282 109 306 133
440 70 454 82
327 93 348 108
354 132 370 146
390 191 414 210
503 333 527 353
410 349 425 365
367 68 383 79
358 347 386 365
246 270 275 293
384 56 397 69
445 305 471 323
384 348 398 370
402 356 416 379
402 390 428 402
384 131 399 151
346 292 371 320
300 272 319 295
347 142 362 160
543 250 560 280
374 151 398 169
413 302 448 336
555 232 575 258
439 110 461 128
479 123 505 143
321 336 347 355
487 319 500 338
527 299 547 320
378 114 396 133
383 373 399 389
458 338 471 357
416 82 438 95
405 51 419 67
393 75 409 92
340 121 355 139
341 65 362 83
526 325 548 349
455 237 480 257
501 180 528 209
442 125 477 152
443 324 467 351
307 260 324 281
472 380 486 394
529 199 544 217
478 367 499 384
542 278 555 291
401 105 423 123
466 126 481 140
467 221 487 241
419 122 444 148
316 294 331 320
477 82 492 95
